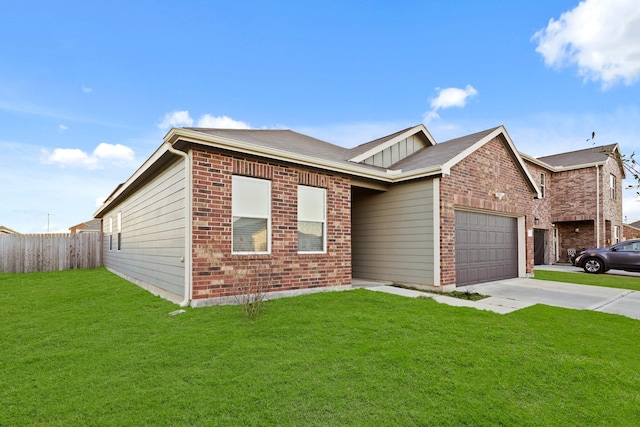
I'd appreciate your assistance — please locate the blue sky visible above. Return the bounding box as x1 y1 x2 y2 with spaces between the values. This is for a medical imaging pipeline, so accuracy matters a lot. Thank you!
2 0 640 233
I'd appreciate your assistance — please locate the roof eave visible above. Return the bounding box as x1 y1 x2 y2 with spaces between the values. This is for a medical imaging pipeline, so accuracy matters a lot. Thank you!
166 128 401 183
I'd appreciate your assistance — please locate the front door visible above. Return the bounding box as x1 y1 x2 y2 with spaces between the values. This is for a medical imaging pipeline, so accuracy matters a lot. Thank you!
534 229 546 265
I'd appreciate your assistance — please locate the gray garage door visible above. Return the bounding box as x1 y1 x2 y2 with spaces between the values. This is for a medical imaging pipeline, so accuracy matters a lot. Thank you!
455 211 518 286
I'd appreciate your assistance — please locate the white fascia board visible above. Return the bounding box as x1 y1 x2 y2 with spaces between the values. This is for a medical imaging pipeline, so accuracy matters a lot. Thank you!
519 152 606 174
348 124 436 163
94 142 172 218
442 126 542 199
165 128 398 183
519 152 556 171
554 161 607 172
500 126 543 199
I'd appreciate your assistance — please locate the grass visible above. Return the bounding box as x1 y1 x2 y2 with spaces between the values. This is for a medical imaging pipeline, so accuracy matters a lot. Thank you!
2 268 640 426
534 269 640 291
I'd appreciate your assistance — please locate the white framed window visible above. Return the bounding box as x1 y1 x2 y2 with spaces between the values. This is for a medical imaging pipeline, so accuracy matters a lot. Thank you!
232 176 271 253
614 225 620 243
298 185 326 253
117 212 122 251
540 173 546 198
108 217 113 251
610 174 616 200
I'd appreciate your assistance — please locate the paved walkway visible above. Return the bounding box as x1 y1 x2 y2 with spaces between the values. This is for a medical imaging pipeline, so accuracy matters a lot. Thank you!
354 264 640 320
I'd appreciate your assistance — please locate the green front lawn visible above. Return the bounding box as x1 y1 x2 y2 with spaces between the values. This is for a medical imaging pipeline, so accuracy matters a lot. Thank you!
534 269 640 291
2 269 639 426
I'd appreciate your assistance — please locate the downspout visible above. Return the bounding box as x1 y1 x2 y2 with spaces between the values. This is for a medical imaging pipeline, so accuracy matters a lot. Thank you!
596 165 600 248
165 142 192 307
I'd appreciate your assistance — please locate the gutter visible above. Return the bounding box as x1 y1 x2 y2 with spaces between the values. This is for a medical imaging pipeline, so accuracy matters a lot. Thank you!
596 165 600 247
164 128 443 184
165 142 193 307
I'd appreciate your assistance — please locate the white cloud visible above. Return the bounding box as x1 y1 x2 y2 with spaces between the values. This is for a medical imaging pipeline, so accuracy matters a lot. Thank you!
41 143 136 170
532 0 640 88
93 143 135 162
42 147 99 169
424 85 478 123
58 124 68 131
197 114 251 129
158 110 252 130
157 110 194 130
82 85 93 94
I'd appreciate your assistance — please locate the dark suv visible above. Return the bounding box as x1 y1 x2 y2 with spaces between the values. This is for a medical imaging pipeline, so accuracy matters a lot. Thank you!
574 239 640 274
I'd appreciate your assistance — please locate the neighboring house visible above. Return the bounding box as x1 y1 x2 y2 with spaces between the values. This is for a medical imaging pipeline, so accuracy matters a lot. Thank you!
623 222 640 240
95 124 541 307
0 226 19 234
521 144 624 264
69 219 102 233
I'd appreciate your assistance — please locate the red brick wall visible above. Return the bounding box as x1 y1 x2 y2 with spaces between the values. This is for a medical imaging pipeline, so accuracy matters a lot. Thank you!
440 136 535 286
551 168 598 222
549 159 623 251
190 148 351 301
525 160 555 262
601 157 624 243
557 221 594 261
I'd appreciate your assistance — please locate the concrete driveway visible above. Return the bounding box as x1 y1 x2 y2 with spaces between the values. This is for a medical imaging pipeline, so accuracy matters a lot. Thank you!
359 264 640 320
472 276 640 319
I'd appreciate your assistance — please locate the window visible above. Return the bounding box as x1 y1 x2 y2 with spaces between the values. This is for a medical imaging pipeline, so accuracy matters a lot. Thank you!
610 174 616 199
614 225 620 244
540 173 546 198
117 212 122 251
298 185 326 253
108 217 113 251
232 176 271 253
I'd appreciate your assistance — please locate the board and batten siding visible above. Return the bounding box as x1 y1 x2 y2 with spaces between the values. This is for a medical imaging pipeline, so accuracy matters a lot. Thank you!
352 179 436 285
103 158 186 301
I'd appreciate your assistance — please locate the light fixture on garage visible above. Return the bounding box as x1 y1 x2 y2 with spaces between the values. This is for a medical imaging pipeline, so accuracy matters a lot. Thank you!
575 228 580 233
495 192 505 200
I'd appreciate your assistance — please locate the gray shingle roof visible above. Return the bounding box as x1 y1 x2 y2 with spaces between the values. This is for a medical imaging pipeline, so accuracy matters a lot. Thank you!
537 144 617 167
185 128 352 163
390 127 500 170
186 126 504 174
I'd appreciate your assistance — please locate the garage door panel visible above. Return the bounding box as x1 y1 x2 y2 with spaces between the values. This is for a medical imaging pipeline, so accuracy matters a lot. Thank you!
455 211 518 287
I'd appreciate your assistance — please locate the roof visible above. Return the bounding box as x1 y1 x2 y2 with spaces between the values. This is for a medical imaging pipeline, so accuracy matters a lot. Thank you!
70 218 101 232
96 124 541 217
537 144 618 168
391 127 500 171
184 128 353 164
0 225 19 234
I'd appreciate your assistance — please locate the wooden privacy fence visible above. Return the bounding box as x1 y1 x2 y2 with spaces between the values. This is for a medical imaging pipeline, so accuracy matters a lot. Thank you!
0 233 103 273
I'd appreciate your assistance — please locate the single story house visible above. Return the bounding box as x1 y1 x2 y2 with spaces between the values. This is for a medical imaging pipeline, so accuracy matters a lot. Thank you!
95 124 543 307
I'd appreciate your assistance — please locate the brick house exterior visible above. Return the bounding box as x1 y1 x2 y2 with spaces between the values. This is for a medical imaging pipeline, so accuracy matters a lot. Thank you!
522 144 625 264
440 135 536 286
94 124 547 306
189 149 352 302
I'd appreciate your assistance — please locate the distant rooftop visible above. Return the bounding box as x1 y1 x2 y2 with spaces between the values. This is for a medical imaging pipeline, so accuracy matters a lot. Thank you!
537 144 617 168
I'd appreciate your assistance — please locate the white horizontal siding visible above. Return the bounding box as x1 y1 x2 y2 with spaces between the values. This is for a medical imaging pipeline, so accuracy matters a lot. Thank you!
103 158 186 298
352 179 435 285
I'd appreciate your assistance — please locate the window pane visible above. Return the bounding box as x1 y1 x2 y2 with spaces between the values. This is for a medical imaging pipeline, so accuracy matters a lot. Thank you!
233 176 270 217
233 217 268 252
298 221 324 252
298 186 325 222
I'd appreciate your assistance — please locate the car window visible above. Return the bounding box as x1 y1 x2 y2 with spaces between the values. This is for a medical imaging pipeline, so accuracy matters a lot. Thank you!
616 242 640 251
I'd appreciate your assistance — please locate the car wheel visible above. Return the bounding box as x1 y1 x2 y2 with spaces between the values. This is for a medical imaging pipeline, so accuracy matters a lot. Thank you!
583 257 604 274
